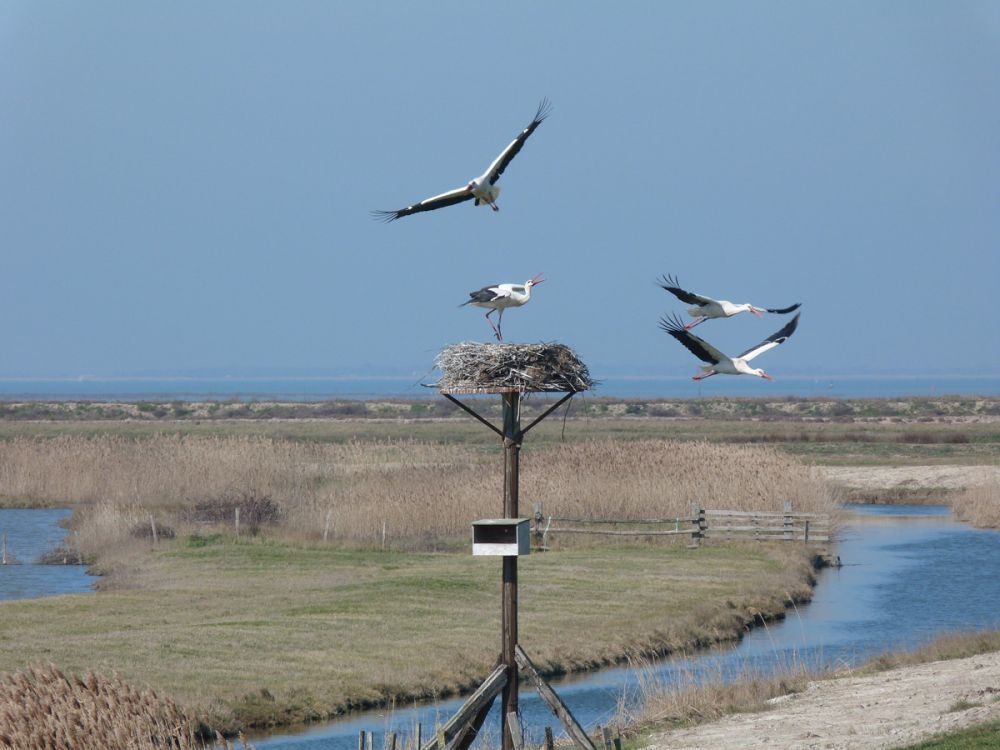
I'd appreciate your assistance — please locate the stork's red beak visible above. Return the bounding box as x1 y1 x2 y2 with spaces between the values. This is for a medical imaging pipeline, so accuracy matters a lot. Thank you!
530 273 546 284
761 372 774 381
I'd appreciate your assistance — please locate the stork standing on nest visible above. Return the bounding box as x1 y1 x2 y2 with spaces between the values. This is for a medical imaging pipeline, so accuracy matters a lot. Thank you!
461 274 545 341
658 274 801 330
372 99 551 222
660 312 800 380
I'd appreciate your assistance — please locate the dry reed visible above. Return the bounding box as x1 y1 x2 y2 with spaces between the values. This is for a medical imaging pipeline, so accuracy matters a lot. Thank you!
0 435 837 555
0 665 203 750
615 652 812 735
950 470 1000 529
433 342 594 393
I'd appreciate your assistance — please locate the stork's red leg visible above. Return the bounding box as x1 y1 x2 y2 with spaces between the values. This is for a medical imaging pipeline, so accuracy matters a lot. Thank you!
485 310 501 341
692 370 717 381
685 316 706 330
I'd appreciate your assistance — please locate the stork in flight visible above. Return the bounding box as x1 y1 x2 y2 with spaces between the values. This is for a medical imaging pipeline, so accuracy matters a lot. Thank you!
658 273 800 330
372 99 551 222
659 312 801 380
461 274 545 341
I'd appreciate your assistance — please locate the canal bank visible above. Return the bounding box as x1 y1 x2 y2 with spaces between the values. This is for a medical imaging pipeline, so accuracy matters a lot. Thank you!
247 505 1000 750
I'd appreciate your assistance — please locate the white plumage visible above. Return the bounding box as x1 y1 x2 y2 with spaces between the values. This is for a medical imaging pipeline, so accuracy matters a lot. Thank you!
660 312 801 380
461 274 545 341
373 99 550 222
658 274 800 329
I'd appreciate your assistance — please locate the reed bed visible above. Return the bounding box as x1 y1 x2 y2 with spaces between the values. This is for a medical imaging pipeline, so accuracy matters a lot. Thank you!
0 665 202 750
0 434 837 556
950 470 1000 529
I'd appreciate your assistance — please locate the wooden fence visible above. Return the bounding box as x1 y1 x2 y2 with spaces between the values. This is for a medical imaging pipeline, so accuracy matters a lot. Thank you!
356 720 623 750
531 501 830 549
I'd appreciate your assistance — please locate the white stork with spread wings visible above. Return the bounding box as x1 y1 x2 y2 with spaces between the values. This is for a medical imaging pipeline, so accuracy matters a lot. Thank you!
461 274 545 341
658 274 800 330
372 99 551 222
660 312 801 380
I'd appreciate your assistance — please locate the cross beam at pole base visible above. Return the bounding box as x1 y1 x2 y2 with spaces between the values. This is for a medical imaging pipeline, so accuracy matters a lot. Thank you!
515 645 597 750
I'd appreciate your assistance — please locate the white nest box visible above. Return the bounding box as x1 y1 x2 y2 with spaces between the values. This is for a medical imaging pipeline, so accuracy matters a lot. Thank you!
472 518 531 556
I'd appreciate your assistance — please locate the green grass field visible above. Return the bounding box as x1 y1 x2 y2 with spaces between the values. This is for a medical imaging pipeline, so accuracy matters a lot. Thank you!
897 721 1000 749
0 534 813 731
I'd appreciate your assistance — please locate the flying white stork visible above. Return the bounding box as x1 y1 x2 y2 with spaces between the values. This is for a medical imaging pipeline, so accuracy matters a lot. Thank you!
660 312 801 380
658 274 800 330
372 99 551 222
461 274 545 341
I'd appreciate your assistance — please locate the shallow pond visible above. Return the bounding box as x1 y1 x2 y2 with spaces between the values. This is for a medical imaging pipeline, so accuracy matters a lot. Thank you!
0 507 96 601
250 504 1000 750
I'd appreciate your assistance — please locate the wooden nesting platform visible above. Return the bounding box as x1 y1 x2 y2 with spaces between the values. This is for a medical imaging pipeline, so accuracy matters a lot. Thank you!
431 342 594 394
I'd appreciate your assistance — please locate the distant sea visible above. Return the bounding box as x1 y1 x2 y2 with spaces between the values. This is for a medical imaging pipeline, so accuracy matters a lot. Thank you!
0 375 998 401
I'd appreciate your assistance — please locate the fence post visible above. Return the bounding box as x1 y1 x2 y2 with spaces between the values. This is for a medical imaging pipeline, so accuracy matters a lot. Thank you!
323 509 332 543
533 502 544 548
783 500 792 542
415 723 422 750
600 726 613 750
699 504 707 540
544 727 554 750
804 520 810 544
386 732 397 750
689 502 701 548
235 507 240 540
149 513 158 546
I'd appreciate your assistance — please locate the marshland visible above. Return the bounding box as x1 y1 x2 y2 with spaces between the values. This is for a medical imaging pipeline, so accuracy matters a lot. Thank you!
1 395 999 748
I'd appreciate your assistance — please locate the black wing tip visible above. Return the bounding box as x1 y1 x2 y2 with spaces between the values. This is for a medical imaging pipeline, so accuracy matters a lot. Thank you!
766 302 802 314
370 209 401 223
656 273 680 291
534 97 553 124
775 312 801 339
658 311 687 336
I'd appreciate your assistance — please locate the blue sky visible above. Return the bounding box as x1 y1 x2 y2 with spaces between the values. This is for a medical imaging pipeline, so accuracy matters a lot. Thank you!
2 3 998 379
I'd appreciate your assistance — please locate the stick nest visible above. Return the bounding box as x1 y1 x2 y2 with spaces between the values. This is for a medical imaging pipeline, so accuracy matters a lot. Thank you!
432 342 594 394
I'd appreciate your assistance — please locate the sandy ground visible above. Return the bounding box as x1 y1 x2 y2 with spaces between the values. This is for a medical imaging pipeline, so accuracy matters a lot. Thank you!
642 651 1000 750
818 465 999 494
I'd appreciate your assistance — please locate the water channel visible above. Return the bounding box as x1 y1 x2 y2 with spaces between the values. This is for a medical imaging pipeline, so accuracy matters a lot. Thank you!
2 505 999 750
0 507 95 601
252 505 1000 750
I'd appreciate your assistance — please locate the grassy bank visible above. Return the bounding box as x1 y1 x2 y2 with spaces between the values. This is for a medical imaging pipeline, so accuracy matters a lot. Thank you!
0 536 816 731
898 721 1000 749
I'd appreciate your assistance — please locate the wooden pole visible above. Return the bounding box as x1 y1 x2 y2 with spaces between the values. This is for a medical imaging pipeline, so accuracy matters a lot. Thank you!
501 391 521 750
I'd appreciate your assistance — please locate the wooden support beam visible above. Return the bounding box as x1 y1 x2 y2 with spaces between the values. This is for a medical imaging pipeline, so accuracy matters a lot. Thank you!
449 694 499 750
515 645 596 750
506 712 523 750
420 664 507 750
519 391 576 438
442 394 504 438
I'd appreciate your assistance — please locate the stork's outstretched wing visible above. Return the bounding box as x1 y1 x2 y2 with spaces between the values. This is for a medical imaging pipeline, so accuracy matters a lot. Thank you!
371 187 474 223
659 313 727 365
657 274 715 306
738 313 801 362
484 98 551 185
764 302 802 315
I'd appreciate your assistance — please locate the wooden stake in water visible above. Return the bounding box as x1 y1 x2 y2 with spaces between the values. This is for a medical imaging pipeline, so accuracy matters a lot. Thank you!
2 532 6 565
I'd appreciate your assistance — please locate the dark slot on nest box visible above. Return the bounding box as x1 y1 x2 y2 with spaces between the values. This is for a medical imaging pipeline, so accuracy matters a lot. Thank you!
472 518 530 556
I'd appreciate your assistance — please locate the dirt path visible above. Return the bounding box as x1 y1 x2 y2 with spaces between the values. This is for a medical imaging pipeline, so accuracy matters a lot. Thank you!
818 465 999 494
641 652 1000 750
